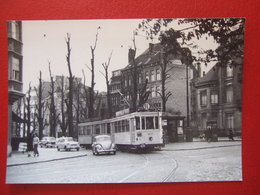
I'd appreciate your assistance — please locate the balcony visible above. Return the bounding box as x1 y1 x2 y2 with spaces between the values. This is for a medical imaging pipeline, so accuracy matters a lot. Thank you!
8 39 22 55
8 79 24 104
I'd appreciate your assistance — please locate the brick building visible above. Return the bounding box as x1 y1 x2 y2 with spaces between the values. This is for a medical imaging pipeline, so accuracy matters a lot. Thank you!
109 43 191 142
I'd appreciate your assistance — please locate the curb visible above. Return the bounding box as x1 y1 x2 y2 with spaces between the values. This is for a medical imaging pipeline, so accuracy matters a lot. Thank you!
7 154 87 167
161 144 241 152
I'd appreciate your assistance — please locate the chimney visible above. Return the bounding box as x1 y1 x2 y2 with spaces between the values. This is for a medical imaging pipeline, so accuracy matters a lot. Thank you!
128 48 136 63
149 43 154 52
197 63 201 77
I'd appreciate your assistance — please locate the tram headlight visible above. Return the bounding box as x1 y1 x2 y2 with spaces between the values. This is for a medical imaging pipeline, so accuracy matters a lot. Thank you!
149 137 153 141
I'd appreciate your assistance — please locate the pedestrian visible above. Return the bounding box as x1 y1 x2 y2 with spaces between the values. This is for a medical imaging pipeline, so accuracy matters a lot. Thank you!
228 129 234 141
27 132 34 157
33 133 40 157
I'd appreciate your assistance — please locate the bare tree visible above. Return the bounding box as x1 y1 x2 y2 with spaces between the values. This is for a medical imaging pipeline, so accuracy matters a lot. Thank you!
81 69 89 119
58 75 68 136
100 51 113 118
34 71 46 139
65 33 74 137
48 62 59 137
138 79 151 109
25 83 32 137
88 27 100 118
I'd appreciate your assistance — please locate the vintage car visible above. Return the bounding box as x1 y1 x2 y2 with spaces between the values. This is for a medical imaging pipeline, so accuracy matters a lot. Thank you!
56 137 80 151
92 135 116 155
40 137 56 148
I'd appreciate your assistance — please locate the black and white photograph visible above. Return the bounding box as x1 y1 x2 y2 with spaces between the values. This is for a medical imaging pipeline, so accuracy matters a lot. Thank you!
6 18 244 183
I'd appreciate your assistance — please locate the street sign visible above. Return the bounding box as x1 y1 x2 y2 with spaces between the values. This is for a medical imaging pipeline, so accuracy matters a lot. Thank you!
143 103 150 110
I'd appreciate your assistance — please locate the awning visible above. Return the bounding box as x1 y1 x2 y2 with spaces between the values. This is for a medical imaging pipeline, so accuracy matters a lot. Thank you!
12 112 28 123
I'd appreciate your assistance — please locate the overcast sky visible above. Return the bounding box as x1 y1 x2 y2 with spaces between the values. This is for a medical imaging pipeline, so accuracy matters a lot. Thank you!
22 19 218 93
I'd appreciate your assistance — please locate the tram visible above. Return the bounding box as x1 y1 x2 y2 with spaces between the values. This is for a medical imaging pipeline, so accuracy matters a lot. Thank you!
78 111 164 151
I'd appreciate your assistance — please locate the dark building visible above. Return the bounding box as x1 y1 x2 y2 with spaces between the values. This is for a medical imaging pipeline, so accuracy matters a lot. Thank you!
8 21 24 155
190 62 242 137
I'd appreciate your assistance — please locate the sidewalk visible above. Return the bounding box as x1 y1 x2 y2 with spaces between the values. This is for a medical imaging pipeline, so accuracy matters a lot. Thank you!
7 137 241 167
162 138 241 151
7 147 88 167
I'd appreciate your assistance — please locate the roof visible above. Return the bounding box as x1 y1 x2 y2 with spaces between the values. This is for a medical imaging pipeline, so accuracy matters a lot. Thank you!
196 65 218 85
126 43 181 69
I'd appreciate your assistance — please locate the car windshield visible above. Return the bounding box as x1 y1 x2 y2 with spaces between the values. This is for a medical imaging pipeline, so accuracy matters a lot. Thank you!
96 136 111 142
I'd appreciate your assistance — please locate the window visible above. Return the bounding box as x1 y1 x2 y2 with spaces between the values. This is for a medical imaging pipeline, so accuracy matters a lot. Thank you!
126 120 129 132
156 86 161 97
135 117 140 130
226 114 234 129
122 120 126 132
107 123 111 134
151 70 155 81
226 85 233 103
145 71 149 82
226 65 233 77
155 117 159 129
12 57 20 81
11 21 20 40
138 73 142 84
201 113 207 129
142 117 146 130
200 90 207 106
156 69 161 80
151 86 155 97
95 125 100 135
146 117 154 129
210 91 218 104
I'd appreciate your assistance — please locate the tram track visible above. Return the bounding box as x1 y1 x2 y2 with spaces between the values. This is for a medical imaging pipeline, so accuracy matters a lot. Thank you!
160 152 179 182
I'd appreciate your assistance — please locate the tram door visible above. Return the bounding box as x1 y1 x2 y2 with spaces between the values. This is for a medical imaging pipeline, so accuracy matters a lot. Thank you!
130 118 135 144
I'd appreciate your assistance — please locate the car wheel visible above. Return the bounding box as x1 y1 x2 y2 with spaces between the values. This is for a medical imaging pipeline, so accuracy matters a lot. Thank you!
57 148 60 151
77 148 79 151
64 146 67 151
113 151 116 155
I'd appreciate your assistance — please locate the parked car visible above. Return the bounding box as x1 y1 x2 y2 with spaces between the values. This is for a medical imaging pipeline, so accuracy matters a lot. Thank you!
56 137 80 151
92 135 116 155
40 137 56 148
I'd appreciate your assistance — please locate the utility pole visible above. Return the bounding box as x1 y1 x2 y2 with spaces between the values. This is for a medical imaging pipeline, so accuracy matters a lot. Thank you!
186 64 190 127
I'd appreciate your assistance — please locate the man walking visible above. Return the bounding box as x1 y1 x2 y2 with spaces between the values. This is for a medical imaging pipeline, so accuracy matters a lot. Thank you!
33 133 40 157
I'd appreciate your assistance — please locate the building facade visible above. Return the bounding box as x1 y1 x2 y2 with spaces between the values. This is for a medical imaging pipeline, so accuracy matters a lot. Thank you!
109 43 191 142
190 63 242 136
8 21 24 155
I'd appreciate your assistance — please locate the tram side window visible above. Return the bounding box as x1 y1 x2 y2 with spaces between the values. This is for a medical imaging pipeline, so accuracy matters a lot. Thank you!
107 123 111 134
79 126 83 135
95 125 100 135
146 117 154 129
142 117 146 130
84 126 88 135
155 117 159 129
135 117 140 130
87 126 91 135
122 120 126 132
126 120 129 132
114 122 118 133
118 121 122 133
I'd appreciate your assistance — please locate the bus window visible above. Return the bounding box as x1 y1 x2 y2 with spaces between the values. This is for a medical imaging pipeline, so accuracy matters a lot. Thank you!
135 117 140 130
155 117 159 129
146 117 154 129
126 120 129 132
142 117 146 130
107 123 111 134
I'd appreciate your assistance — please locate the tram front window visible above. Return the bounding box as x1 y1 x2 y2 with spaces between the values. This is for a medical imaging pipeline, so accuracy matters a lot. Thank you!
135 117 140 130
146 117 154 129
